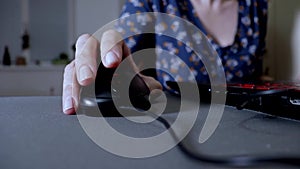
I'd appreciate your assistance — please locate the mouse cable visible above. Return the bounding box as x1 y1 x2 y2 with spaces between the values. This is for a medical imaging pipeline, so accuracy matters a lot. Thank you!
143 111 300 167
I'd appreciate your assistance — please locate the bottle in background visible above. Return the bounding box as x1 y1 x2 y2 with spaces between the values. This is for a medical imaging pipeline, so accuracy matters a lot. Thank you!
2 46 11 66
21 29 30 65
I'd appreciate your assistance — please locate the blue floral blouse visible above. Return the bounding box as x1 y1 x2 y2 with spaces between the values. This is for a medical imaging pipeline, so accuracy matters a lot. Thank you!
116 0 268 87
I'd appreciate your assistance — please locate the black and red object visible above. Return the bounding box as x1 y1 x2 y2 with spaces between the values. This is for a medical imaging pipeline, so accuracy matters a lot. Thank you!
166 81 300 120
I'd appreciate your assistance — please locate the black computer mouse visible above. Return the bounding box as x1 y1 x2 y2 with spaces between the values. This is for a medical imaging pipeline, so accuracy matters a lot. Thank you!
80 62 151 116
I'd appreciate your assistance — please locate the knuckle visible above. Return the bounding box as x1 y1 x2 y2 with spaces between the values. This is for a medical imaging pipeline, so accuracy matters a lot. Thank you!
62 84 73 97
76 34 93 52
63 83 73 91
64 65 72 74
64 61 75 73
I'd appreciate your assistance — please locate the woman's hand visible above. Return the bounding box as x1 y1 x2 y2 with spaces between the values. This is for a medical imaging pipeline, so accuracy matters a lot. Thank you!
62 30 161 114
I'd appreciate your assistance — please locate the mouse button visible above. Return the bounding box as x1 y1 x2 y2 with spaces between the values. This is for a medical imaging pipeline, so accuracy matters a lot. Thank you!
131 95 151 110
129 75 150 98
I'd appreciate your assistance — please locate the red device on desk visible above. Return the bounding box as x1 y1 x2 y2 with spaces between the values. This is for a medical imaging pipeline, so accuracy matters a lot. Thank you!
166 81 300 120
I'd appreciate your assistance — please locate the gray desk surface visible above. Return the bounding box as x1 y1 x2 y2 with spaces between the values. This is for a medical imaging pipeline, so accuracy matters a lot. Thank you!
0 96 300 169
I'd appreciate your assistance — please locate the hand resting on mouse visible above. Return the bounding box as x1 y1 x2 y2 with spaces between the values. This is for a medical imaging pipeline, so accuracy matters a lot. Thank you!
62 30 162 115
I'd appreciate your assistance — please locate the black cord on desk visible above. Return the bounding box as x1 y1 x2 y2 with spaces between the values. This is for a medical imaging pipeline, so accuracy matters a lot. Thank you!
144 111 300 167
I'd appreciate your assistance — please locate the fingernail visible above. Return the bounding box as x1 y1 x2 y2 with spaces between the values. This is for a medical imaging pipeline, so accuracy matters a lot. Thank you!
79 65 93 82
105 51 119 66
63 96 73 114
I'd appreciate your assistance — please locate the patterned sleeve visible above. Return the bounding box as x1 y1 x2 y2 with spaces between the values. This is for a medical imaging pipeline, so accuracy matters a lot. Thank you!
113 0 156 77
225 0 268 82
256 0 268 56
115 0 157 72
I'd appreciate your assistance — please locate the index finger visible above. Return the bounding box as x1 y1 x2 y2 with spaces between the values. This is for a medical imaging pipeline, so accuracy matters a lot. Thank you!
100 30 124 68
75 34 99 86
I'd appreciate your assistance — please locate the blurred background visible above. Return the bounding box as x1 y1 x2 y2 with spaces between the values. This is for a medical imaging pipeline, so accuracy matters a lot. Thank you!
0 0 299 96
0 0 125 96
